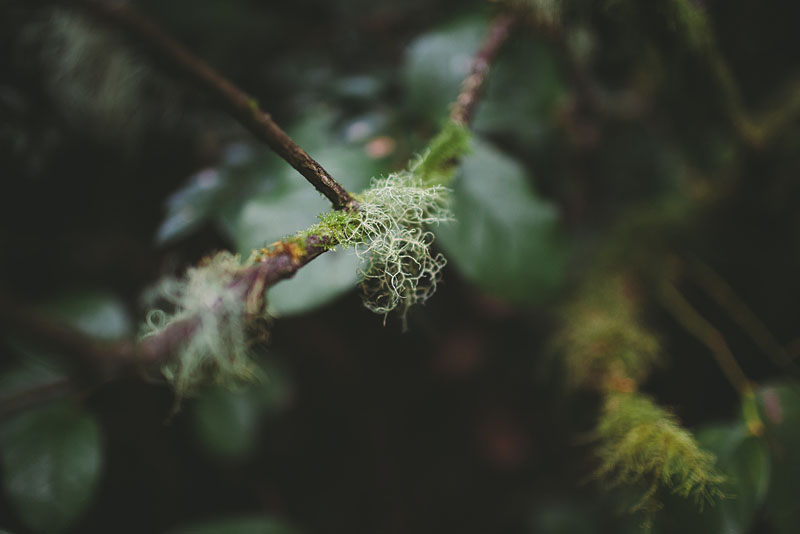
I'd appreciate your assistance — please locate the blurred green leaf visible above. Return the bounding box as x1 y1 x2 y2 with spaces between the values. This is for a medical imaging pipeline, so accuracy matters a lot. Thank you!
1 290 131 411
157 144 279 244
43 290 132 340
758 382 800 533
193 386 260 460
168 516 300 534
474 36 567 148
192 358 292 460
436 139 567 303
266 250 360 317
0 342 66 408
157 168 228 244
404 17 487 122
0 402 103 533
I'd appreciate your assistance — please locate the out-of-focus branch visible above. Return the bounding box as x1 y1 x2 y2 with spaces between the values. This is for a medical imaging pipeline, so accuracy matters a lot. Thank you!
56 0 357 210
682 257 797 373
451 13 517 126
664 0 800 148
658 274 753 397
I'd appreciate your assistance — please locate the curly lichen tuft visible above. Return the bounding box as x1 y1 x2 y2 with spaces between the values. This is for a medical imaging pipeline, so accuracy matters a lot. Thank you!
354 171 453 326
141 251 264 399
289 121 468 327
594 391 725 515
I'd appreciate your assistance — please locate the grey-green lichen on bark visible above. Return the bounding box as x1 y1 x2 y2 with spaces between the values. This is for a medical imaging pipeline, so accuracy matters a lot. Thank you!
142 121 471 397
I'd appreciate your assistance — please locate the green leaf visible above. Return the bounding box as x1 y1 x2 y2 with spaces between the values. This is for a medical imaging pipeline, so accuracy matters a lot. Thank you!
192 386 260 460
43 290 132 340
168 516 300 534
157 144 280 244
266 249 359 317
0 402 103 533
698 423 769 533
404 17 487 122
758 383 800 533
192 359 292 460
435 139 567 303
1 290 131 409
474 35 567 148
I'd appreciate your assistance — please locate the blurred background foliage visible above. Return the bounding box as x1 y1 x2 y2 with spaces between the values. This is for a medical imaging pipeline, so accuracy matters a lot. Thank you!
2 0 800 532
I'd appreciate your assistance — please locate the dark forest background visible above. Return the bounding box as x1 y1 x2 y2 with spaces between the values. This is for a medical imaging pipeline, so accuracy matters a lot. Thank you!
2 0 800 533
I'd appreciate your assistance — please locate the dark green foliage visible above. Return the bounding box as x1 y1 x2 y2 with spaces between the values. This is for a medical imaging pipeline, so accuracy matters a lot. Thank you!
436 139 567 303
758 383 800 533
0 402 103 533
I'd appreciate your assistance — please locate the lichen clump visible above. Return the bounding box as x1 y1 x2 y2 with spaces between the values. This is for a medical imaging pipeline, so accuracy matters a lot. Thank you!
299 120 469 327
306 166 453 328
554 276 660 391
355 170 453 325
141 252 262 398
594 391 725 514
554 274 723 524
142 121 470 396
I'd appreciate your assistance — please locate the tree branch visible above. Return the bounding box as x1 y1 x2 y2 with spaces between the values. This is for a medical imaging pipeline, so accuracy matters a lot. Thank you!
451 12 517 126
60 0 357 210
4 10 518 415
658 276 753 397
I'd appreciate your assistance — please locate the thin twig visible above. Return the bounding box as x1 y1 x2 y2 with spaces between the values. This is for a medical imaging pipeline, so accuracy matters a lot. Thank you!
658 279 753 397
59 0 357 210
682 257 797 373
451 13 517 126
664 0 800 148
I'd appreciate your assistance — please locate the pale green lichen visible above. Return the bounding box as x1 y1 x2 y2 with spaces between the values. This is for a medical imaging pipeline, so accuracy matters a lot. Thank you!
594 391 725 516
143 122 469 397
353 169 453 327
300 167 453 328
141 252 263 399
296 121 469 327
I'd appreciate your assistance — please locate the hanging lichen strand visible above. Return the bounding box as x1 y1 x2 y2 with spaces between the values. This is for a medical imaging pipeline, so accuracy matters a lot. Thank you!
141 121 471 398
141 252 263 398
552 274 724 524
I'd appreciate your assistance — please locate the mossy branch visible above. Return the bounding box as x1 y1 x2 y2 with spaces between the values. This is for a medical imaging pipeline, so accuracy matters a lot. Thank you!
3 12 514 408
553 273 726 522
